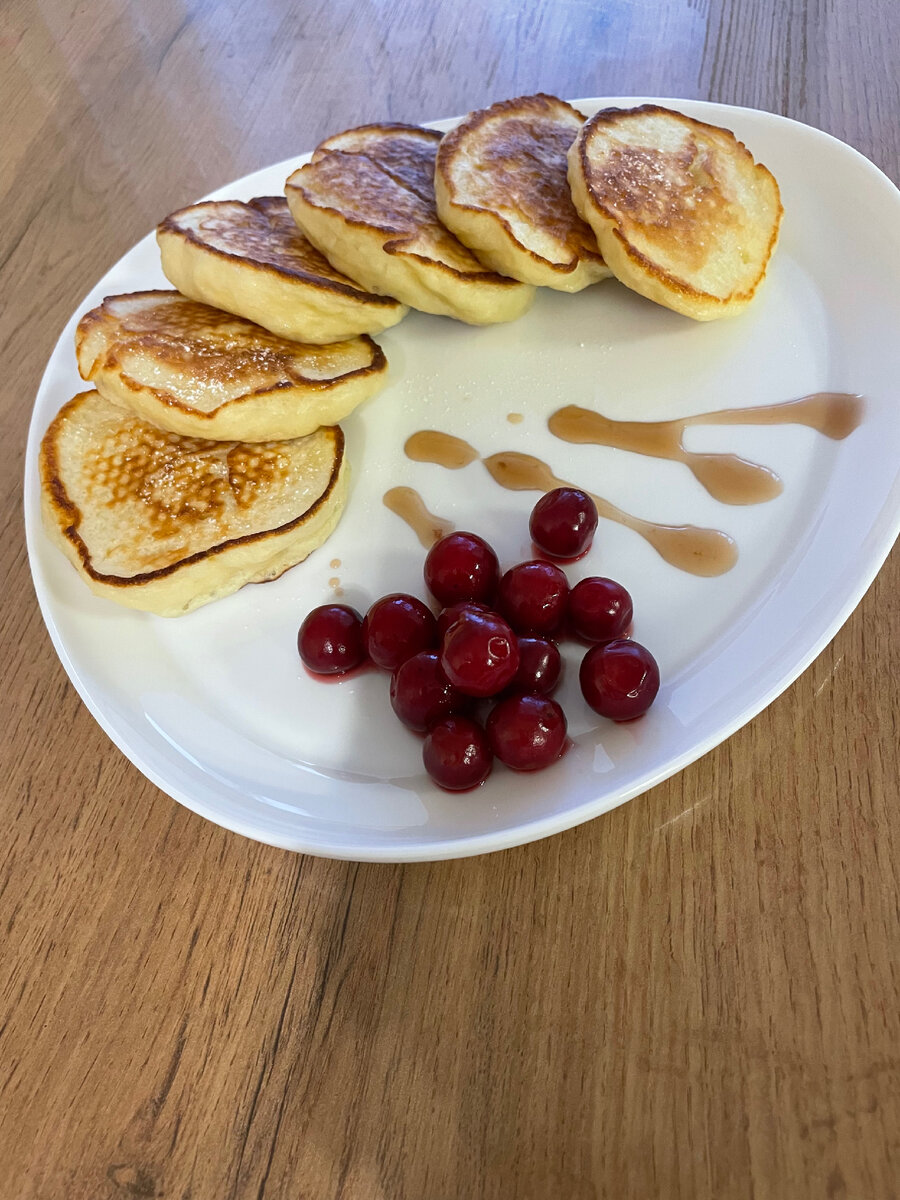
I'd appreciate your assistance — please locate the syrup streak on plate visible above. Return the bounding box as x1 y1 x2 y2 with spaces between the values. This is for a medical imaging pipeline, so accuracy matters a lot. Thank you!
396 392 863 573
401 430 738 575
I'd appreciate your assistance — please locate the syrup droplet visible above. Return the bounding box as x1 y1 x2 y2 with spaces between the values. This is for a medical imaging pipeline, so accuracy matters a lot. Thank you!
383 487 455 548
404 431 478 470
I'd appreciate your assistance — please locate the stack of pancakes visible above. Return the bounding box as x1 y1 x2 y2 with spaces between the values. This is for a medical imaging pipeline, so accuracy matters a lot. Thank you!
41 96 782 616
40 198 403 616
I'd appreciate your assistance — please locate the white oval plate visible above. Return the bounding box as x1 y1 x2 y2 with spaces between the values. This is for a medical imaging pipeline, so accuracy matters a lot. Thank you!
24 99 900 861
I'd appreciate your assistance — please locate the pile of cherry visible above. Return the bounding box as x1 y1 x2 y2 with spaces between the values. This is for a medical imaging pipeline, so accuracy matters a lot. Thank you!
297 488 660 791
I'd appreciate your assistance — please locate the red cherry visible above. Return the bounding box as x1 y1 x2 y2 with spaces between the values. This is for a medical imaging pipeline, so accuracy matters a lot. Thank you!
436 600 492 643
506 637 562 696
390 651 470 732
486 694 567 771
579 638 659 720
441 610 520 697
568 577 633 642
297 604 366 675
529 488 598 559
496 560 569 635
364 593 437 670
424 532 499 606
423 715 493 791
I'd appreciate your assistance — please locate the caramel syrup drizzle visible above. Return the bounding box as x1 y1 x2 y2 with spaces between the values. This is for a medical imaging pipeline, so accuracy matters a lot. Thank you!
481 451 737 576
548 393 863 505
395 433 734 574
388 394 863 573
382 486 455 549
404 431 478 470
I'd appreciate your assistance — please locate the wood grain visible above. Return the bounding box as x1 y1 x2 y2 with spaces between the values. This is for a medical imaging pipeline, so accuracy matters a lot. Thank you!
1 1 898 1197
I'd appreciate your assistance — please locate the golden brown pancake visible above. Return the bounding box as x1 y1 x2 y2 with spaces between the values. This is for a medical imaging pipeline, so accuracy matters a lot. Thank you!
40 390 348 616
157 196 407 342
568 105 783 319
285 124 535 324
76 290 388 441
434 94 610 291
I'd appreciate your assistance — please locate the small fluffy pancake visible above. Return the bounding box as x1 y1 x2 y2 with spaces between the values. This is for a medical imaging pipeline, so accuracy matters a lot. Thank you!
285 124 534 324
76 290 387 442
434 94 610 291
40 390 347 616
157 196 407 343
568 105 782 320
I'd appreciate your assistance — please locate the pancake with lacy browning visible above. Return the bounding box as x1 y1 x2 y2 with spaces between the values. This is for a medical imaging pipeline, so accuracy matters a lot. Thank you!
40 390 347 616
76 290 388 442
284 124 534 324
157 196 407 343
434 94 610 291
567 105 782 319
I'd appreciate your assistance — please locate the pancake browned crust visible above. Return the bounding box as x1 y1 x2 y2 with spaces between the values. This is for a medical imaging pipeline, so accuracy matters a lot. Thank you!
434 94 610 291
567 105 783 320
157 196 407 343
311 123 441 201
284 124 535 324
40 390 348 616
76 290 388 441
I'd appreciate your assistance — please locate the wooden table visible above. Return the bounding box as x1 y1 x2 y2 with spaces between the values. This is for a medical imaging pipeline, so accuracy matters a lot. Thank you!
2 2 898 1196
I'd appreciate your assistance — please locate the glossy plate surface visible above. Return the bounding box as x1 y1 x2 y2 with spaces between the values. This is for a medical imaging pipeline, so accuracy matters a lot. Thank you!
24 99 900 860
